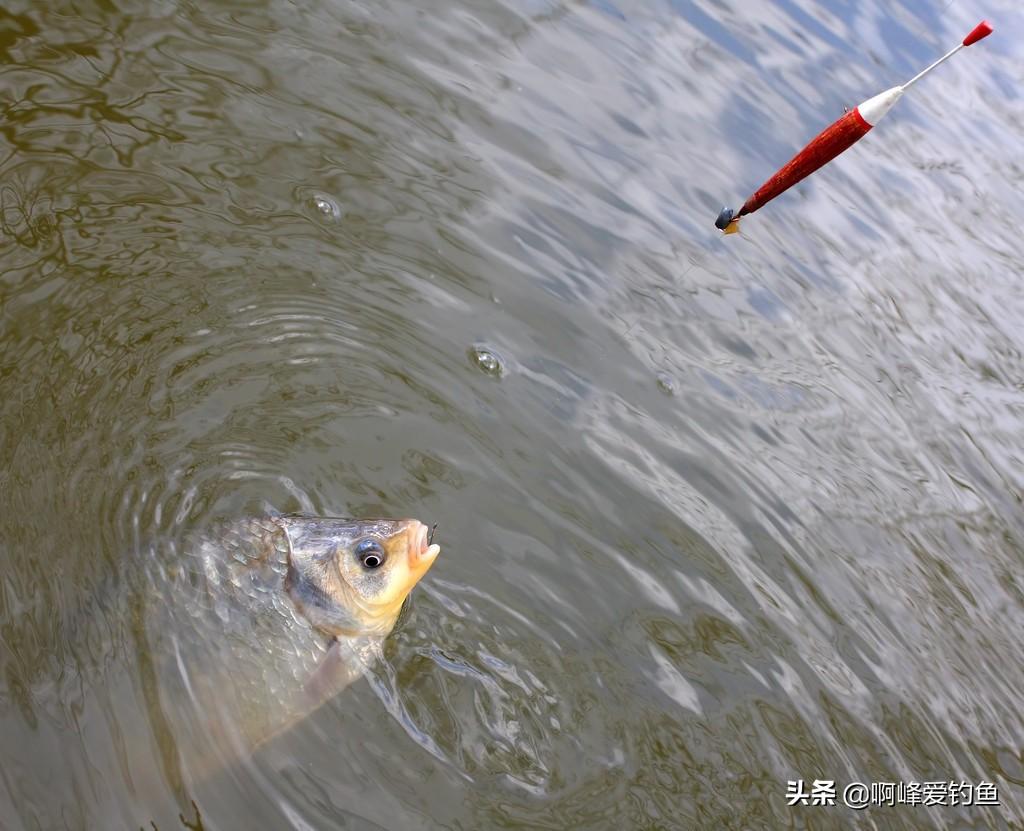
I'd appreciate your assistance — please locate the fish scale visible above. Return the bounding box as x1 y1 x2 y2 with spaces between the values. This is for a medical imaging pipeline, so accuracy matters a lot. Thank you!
147 519 338 755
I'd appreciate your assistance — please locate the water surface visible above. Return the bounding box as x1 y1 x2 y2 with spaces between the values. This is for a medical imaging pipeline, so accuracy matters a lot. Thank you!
1 0 1023 828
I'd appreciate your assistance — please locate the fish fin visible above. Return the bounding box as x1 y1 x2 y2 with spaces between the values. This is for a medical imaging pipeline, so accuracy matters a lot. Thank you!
723 218 741 235
249 638 370 755
302 638 367 705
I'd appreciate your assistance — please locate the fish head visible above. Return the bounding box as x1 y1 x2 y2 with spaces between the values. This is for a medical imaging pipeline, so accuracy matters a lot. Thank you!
280 516 440 637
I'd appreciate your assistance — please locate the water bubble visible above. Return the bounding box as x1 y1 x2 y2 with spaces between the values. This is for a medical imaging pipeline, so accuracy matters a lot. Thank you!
469 345 505 378
655 372 676 396
311 192 342 221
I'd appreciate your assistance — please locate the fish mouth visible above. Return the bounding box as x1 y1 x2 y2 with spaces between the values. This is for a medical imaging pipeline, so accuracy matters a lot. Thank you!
408 519 440 569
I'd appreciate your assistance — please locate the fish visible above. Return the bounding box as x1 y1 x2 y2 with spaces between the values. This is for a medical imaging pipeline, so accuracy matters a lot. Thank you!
135 514 441 773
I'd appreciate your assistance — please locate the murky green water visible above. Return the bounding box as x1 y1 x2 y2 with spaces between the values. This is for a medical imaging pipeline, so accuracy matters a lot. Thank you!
2 0 1022 828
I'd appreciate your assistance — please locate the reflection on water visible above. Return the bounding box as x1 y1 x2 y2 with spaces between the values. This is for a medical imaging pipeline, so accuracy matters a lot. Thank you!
1 0 1022 828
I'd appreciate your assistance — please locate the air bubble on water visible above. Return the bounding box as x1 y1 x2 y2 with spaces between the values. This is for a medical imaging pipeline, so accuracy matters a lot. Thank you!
311 192 342 220
656 372 676 395
469 345 505 378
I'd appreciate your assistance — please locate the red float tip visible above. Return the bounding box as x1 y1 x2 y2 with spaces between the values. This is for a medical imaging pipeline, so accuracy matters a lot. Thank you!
963 20 993 47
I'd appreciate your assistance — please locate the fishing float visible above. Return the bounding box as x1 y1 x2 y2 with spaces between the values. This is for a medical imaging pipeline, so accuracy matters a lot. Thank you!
715 19 994 235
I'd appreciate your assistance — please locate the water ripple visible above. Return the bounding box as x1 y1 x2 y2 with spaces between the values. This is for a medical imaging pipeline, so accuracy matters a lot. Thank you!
2 0 1024 828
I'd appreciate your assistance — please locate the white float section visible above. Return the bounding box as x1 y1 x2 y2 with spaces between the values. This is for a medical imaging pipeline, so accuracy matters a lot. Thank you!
856 86 904 126
903 42 965 91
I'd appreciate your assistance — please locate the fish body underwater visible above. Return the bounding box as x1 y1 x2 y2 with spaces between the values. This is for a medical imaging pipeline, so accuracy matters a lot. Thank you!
135 515 440 771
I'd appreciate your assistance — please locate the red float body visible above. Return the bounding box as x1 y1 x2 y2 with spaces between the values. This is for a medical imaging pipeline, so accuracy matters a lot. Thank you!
739 108 872 217
717 19 993 233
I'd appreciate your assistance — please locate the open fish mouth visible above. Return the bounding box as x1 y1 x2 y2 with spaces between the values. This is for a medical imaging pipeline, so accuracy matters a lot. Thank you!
410 520 440 566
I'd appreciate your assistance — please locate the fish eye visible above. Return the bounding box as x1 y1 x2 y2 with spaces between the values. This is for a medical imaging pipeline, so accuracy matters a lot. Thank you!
355 539 385 570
